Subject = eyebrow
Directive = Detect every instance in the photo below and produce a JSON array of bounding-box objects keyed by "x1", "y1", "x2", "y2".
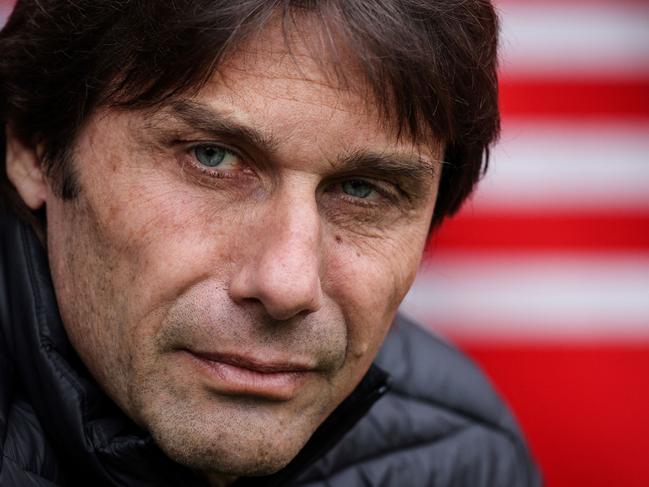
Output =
[
  {"x1": 160, "y1": 99, "x2": 281, "y2": 154},
  {"x1": 331, "y1": 149, "x2": 440, "y2": 182},
  {"x1": 156, "y1": 99, "x2": 441, "y2": 182}
]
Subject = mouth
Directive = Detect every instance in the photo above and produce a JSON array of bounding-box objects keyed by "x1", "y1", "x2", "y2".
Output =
[{"x1": 181, "y1": 350, "x2": 316, "y2": 401}]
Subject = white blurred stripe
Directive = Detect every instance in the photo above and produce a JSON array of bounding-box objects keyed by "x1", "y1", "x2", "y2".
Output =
[
  {"x1": 498, "y1": 3, "x2": 649, "y2": 77},
  {"x1": 471, "y1": 121, "x2": 649, "y2": 211},
  {"x1": 402, "y1": 253, "x2": 649, "y2": 340}
]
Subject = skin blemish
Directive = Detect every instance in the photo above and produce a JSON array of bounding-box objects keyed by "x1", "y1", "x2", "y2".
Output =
[{"x1": 335, "y1": 235, "x2": 342, "y2": 244}]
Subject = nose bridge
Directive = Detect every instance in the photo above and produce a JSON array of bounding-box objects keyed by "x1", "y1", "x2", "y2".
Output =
[
  {"x1": 265, "y1": 190, "x2": 321, "y2": 282},
  {"x1": 230, "y1": 185, "x2": 323, "y2": 320}
]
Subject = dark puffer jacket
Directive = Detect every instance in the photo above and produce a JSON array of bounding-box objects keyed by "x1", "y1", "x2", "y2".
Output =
[{"x1": 0, "y1": 210, "x2": 541, "y2": 486}]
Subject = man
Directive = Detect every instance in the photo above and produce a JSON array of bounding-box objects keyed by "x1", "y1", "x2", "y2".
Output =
[{"x1": 0, "y1": 0, "x2": 540, "y2": 485}]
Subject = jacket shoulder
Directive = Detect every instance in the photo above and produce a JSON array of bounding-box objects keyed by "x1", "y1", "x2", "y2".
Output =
[
  {"x1": 0, "y1": 354, "x2": 64, "y2": 486},
  {"x1": 295, "y1": 315, "x2": 541, "y2": 486},
  {"x1": 0, "y1": 402, "x2": 65, "y2": 487},
  {"x1": 0, "y1": 294, "x2": 14, "y2": 484},
  {"x1": 377, "y1": 315, "x2": 513, "y2": 425},
  {"x1": 0, "y1": 215, "x2": 66, "y2": 487}
]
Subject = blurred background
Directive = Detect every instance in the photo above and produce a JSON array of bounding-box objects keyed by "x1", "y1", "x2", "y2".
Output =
[
  {"x1": 1, "y1": 0, "x2": 648, "y2": 485},
  {"x1": 404, "y1": 1, "x2": 649, "y2": 486}
]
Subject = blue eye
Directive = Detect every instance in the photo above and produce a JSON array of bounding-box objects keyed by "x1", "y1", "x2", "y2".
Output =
[
  {"x1": 194, "y1": 145, "x2": 226, "y2": 167},
  {"x1": 342, "y1": 180, "x2": 374, "y2": 199}
]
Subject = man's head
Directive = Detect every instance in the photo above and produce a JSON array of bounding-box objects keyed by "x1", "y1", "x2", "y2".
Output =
[{"x1": 0, "y1": 0, "x2": 499, "y2": 482}]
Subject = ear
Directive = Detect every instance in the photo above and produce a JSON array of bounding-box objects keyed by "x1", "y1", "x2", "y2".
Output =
[{"x1": 5, "y1": 126, "x2": 48, "y2": 210}]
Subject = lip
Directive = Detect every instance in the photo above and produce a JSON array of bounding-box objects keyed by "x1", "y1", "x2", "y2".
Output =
[{"x1": 182, "y1": 350, "x2": 315, "y2": 401}]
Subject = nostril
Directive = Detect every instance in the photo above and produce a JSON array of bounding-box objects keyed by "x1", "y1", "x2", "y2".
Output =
[
  {"x1": 228, "y1": 257, "x2": 323, "y2": 321},
  {"x1": 257, "y1": 275, "x2": 323, "y2": 321}
]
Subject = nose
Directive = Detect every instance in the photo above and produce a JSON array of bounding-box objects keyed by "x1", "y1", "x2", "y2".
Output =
[{"x1": 229, "y1": 192, "x2": 324, "y2": 321}]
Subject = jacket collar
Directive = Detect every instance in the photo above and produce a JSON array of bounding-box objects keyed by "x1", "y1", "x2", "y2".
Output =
[{"x1": 0, "y1": 210, "x2": 389, "y2": 486}]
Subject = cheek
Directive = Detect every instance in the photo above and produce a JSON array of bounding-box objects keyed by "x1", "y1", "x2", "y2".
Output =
[
  {"x1": 84, "y1": 167, "x2": 244, "y2": 313},
  {"x1": 77, "y1": 120, "x2": 244, "y2": 301},
  {"x1": 323, "y1": 229, "x2": 426, "y2": 362}
]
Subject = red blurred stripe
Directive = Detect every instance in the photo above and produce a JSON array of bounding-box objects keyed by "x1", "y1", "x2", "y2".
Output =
[
  {"x1": 427, "y1": 211, "x2": 649, "y2": 253},
  {"x1": 461, "y1": 342, "x2": 649, "y2": 487},
  {"x1": 500, "y1": 77, "x2": 649, "y2": 119}
]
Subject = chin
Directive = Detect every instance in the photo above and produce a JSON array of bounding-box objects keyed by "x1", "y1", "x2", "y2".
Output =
[
  {"x1": 158, "y1": 432, "x2": 299, "y2": 478},
  {"x1": 144, "y1": 403, "x2": 308, "y2": 478}
]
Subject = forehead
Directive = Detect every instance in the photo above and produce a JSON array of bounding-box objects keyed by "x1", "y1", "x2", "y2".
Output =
[
  {"x1": 186, "y1": 20, "x2": 439, "y2": 160},
  {"x1": 216, "y1": 17, "x2": 364, "y2": 99}
]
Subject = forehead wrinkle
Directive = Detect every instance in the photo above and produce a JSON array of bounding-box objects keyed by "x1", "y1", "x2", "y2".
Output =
[
  {"x1": 225, "y1": 9, "x2": 357, "y2": 86},
  {"x1": 215, "y1": 61, "x2": 371, "y2": 121},
  {"x1": 216, "y1": 21, "x2": 380, "y2": 123},
  {"x1": 220, "y1": 50, "x2": 346, "y2": 91}
]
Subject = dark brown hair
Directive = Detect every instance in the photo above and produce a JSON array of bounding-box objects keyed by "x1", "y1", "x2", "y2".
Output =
[{"x1": 0, "y1": 0, "x2": 499, "y2": 228}]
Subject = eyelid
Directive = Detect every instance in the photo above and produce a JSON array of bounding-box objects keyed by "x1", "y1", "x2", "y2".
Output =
[
  {"x1": 175, "y1": 141, "x2": 255, "y2": 183},
  {"x1": 185, "y1": 140, "x2": 243, "y2": 159},
  {"x1": 351, "y1": 173, "x2": 422, "y2": 206},
  {"x1": 348, "y1": 176, "x2": 402, "y2": 200},
  {"x1": 327, "y1": 176, "x2": 401, "y2": 207},
  {"x1": 186, "y1": 140, "x2": 253, "y2": 169},
  {"x1": 167, "y1": 128, "x2": 268, "y2": 169}
]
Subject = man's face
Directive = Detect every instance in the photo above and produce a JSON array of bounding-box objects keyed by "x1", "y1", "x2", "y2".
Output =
[{"x1": 42, "y1": 24, "x2": 440, "y2": 481}]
